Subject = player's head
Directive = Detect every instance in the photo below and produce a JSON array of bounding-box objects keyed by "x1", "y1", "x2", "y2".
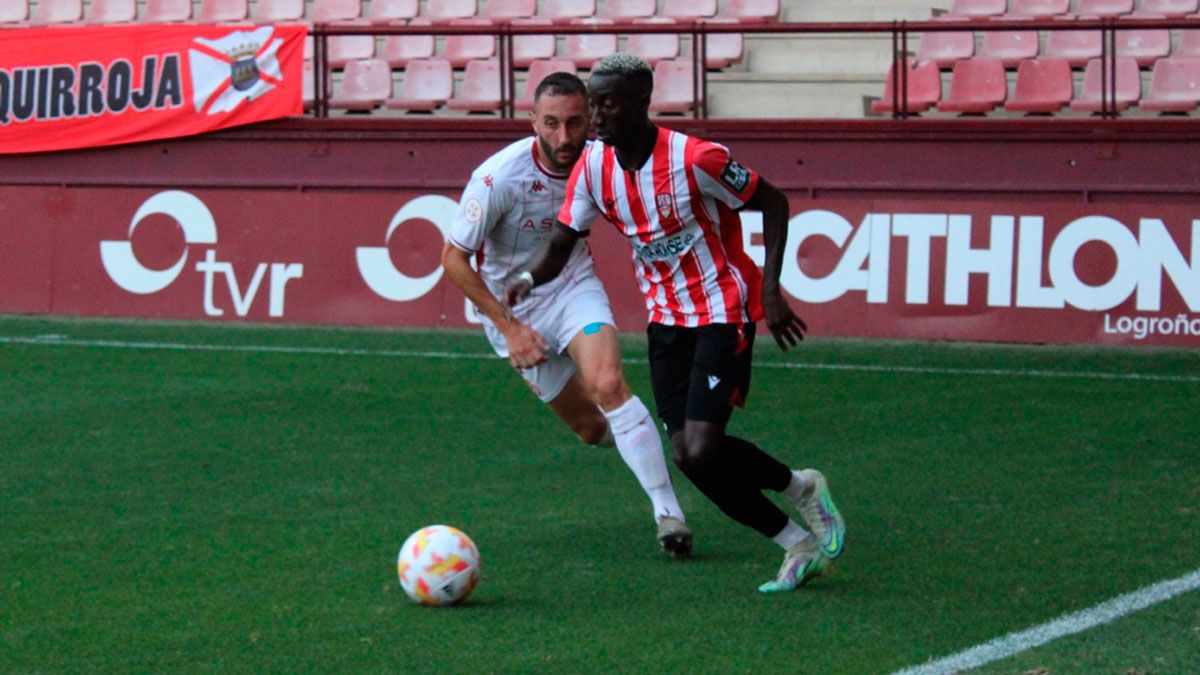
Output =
[
  {"x1": 531, "y1": 72, "x2": 590, "y2": 174},
  {"x1": 587, "y1": 54, "x2": 653, "y2": 147}
]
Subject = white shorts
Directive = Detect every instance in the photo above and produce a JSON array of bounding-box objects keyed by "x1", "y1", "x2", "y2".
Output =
[{"x1": 483, "y1": 272, "x2": 615, "y2": 403}]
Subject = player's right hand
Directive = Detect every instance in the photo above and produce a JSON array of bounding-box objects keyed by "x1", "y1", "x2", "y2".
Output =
[{"x1": 503, "y1": 321, "x2": 549, "y2": 369}]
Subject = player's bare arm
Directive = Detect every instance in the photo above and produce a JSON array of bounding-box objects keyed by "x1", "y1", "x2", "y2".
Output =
[
  {"x1": 745, "y1": 177, "x2": 807, "y2": 351},
  {"x1": 441, "y1": 242, "x2": 549, "y2": 368},
  {"x1": 503, "y1": 223, "x2": 580, "y2": 307}
]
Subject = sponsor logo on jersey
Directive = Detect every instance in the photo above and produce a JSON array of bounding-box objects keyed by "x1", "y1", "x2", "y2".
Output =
[{"x1": 632, "y1": 231, "x2": 697, "y2": 262}]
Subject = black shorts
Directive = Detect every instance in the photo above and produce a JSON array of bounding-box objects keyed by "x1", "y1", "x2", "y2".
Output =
[{"x1": 647, "y1": 322, "x2": 756, "y2": 435}]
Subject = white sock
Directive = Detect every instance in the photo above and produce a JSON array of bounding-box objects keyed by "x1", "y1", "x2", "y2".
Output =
[
  {"x1": 603, "y1": 396, "x2": 685, "y2": 522},
  {"x1": 783, "y1": 469, "x2": 808, "y2": 500},
  {"x1": 771, "y1": 519, "x2": 810, "y2": 550}
]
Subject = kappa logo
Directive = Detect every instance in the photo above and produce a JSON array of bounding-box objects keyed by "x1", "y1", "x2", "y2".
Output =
[
  {"x1": 707, "y1": 375, "x2": 721, "y2": 390},
  {"x1": 188, "y1": 26, "x2": 285, "y2": 115},
  {"x1": 530, "y1": 179, "x2": 546, "y2": 193},
  {"x1": 483, "y1": 175, "x2": 494, "y2": 188},
  {"x1": 720, "y1": 159, "x2": 751, "y2": 193},
  {"x1": 655, "y1": 193, "x2": 675, "y2": 220}
]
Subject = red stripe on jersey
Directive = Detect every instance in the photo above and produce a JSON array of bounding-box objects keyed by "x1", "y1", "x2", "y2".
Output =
[
  {"x1": 716, "y1": 199, "x2": 764, "y2": 322},
  {"x1": 652, "y1": 129, "x2": 684, "y2": 237},
  {"x1": 684, "y1": 136, "x2": 745, "y2": 322},
  {"x1": 600, "y1": 146, "x2": 620, "y2": 227},
  {"x1": 560, "y1": 151, "x2": 587, "y2": 227},
  {"x1": 623, "y1": 152, "x2": 682, "y2": 320}
]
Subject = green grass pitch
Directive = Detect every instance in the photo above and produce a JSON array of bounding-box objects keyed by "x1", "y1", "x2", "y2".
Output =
[{"x1": 2, "y1": 315, "x2": 1198, "y2": 672}]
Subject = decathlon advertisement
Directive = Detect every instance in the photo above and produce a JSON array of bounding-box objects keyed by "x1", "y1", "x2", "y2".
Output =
[
  {"x1": 0, "y1": 24, "x2": 305, "y2": 153},
  {"x1": 0, "y1": 188, "x2": 1197, "y2": 347}
]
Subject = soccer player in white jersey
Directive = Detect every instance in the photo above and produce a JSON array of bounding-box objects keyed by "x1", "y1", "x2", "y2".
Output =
[
  {"x1": 441, "y1": 72, "x2": 693, "y2": 559},
  {"x1": 507, "y1": 56, "x2": 847, "y2": 593}
]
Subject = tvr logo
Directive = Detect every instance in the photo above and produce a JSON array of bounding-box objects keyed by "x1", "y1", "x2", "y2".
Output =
[{"x1": 100, "y1": 190, "x2": 304, "y2": 318}]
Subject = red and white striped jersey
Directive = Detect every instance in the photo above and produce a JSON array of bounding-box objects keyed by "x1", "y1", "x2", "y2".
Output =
[{"x1": 559, "y1": 126, "x2": 764, "y2": 327}]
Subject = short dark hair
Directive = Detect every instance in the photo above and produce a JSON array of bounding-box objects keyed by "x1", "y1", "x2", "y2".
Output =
[{"x1": 534, "y1": 72, "x2": 588, "y2": 103}]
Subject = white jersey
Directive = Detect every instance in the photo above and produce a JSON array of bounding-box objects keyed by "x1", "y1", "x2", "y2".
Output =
[{"x1": 448, "y1": 137, "x2": 595, "y2": 304}]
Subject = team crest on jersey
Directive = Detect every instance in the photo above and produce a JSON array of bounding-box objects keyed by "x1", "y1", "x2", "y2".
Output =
[
  {"x1": 655, "y1": 193, "x2": 675, "y2": 220},
  {"x1": 721, "y1": 159, "x2": 751, "y2": 192}
]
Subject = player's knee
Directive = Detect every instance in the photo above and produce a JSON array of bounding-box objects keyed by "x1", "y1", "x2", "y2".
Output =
[
  {"x1": 587, "y1": 368, "x2": 629, "y2": 410},
  {"x1": 672, "y1": 427, "x2": 721, "y2": 476}
]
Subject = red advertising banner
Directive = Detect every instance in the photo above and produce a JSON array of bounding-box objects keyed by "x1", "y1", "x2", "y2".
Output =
[
  {"x1": 0, "y1": 23, "x2": 305, "y2": 154},
  {"x1": 1, "y1": 186, "x2": 1197, "y2": 348}
]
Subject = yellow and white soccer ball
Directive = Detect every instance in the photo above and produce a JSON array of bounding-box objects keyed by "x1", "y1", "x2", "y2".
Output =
[{"x1": 396, "y1": 525, "x2": 481, "y2": 606}]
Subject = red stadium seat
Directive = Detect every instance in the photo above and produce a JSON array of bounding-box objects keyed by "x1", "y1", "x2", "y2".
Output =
[
  {"x1": 978, "y1": 30, "x2": 1039, "y2": 68},
  {"x1": 382, "y1": 19, "x2": 436, "y2": 68},
  {"x1": 1007, "y1": 0, "x2": 1069, "y2": 18},
  {"x1": 937, "y1": 58, "x2": 1007, "y2": 113},
  {"x1": 425, "y1": 0, "x2": 476, "y2": 21},
  {"x1": 442, "y1": 18, "x2": 497, "y2": 68},
  {"x1": 1072, "y1": 0, "x2": 1133, "y2": 17},
  {"x1": 914, "y1": 18, "x2": 975, "y2": 69},
  {"x1": 31, "y1": 0, "x2": 81, "y2": 23},
  {"x1": 0, "y1": 0, "x2": 29, "y2": 23},
  {"x1": 197, "y1": 0, "x2": 248, "y2": 22},
  {"x1": 649, "y1": 58, "x2": 697, "y2": 114},
  {"x1": 448, "y1": 58, "x2": 503, "y2": 112},
  {"x1": 330, "y1": 58, "x2": 392, "y2": 111},
  {"x1": 1069, "y1": 57, "x2": 1140, "y2": 112},
  {"x1": 387, "y1": 58, "x2": 454, "y2": 111},
  {"x1": 368, "y1": 0, "x2": 418, "y2": 23},
  {"x1": 482, "y1": 0, "x2": 535, "y2": 19},
  {"x1": 722, "y1": 0, "x2": 780, "y2": 23},
  {"x1": 660, "y1": 0, "x2": 716, "y2": 20},
  {"x1": 1140, "y1": 57, "x2": 1200, "y2": 112},
  {"x1": 515, "y1": 58, "x2": 578, "y2": 111},
  {"x1": 141, "y1": 0, "x2": 190, "y2": 21},
  {"x1": 87, "y1": 0, "x2": 136, "y2": 23},
  {"x1": 560, "y1": 18, "x2": 617, "y2": 68},
  {"x1": 627, "y1": 18, "x2": 681, "y2": 67},
  {"x1": 1114, "y1": 13, "x2": 1171, "y2": 67},
  {"x1": 312, "y1": 0, "x2": 361, "y2": 22},
  {"x1": 1043, "y1": 25, "x2": 1102, "y2": 66},
  {"x1": 947, "y1": 0, "x2": 1006, "y2": 18},
  {"x1": 600, "y1": 0, "x2": 654, "y2": 20},
  {"x1": 512, "y1": 18, "x2": 557, "y2": 68},
  {"x1": 538, "y1": 0, "x2": 595, "y2": 23},
  {"x1": 328, "y1": 22, "x2": 377, "y2": 68},
  {"x1": 699, "y1": 17, "x2": 745, "y2": 70},
  {"x1": 1139, "y1": 0, "x2": 1198, "y2": 16},
  {"x1": 1178, "y1": 28, "x2": 1200, "y2": 57},
  {"x1": 253, "y1": 0, "x2": 305, "y2": 23},
  {"x1": 871, "y1": 58, "x2": 942, "y2": 114},
  {"x1": 302, "y1": 60, "x2": 332, "y2": 111},
  {"x1": 1004, "y1": 58, "x2": 1072, "y2": 113}
]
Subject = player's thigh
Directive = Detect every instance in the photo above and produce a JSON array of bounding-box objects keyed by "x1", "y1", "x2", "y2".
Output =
[
  {"x1": 684, "y1": 322, "x2": 756, "y2": 428},
  {"x1": 565, "y1": 323, "x2": 630, "y2": 410},
  {"x1": 647, "y1": 323, "x2": 696, "y2": 436},
  {"x1": 545, "y1": 372, "x2": 608, "y2": 443}
]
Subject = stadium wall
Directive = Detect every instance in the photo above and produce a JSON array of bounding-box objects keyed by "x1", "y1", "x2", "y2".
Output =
[{"x1": 2, "y1": 118, "x2": 1198, "y2": 348}]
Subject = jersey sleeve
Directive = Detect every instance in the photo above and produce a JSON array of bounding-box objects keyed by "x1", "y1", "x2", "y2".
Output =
[
  {"x1": 690, "y1": 141, "x2": 760, "y2": 210},
  {"x1": 447, "y1": 171, "x2": 511, "y2": 252},
  {"x1": 557, "y1": 151, "x2": 600, "y2": 234}
]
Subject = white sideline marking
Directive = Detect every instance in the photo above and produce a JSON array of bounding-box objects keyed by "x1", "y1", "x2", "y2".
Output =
[
  {"x1": 893, "y1": 567, "x2": 1200, "y2": 675},
  {"x1": 1, "y1": 334, "x2": 1198, "y2": 383}
]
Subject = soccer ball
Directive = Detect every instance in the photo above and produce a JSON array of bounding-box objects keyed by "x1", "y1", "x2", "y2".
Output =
[{"x1": 396, "y1": 525, "x2": 481, "y2": 606}]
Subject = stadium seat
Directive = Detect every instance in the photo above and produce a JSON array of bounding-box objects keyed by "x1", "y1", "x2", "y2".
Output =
[
  {"x1": 1004, "y1": 58, "x2": 1072, "y2": 113},
  {"x1": 367, "y1": 0, "x2": 418, "y2": 23},
  {"x1": 482, "y1": 0, "x2": 535, "y2": 19},
  {"x1": 141, "y1": 0, "x2": 190, "y2": 21},
  {"x1": 197, "y1": 0, "x2": 248, "y2": 22},
  {"x1": 330, "y1": 58, "x2": 392, "y2": 111},
  {"x1": 978, "y1": 30, "x2": 1040, "y2": 68},
  {"x1": 302, "y1": 60, "x2": 332, "y2": 111},
  {"x1": 1114, "y1": 13, "x2": 1171, "y2": 67},
  {"x1": 722, "y1": 0, "x2": 780, "y2": 23},
  {"x1": 660, "y1": 0, "x2": 716, "y2": 20},
  {"x1": 253, "y1": 0, "x2": 305, "y2": 23},
  {"x1": 937, "y1": 58, "x2": 1007, "y2": 113},
  {"x1": 31, "y1": 0, "x2": 81, "y2": 23},
  {"x1": 560, "y1": 18, "x2": 617, "y2": 68},
  {"x1": 1072, "y1": 0, "x2": 1133, "y2": 17},
  {"x1": 387, "y1": 58, "x2": 453, "y2": 111},
  {"x1": 649, "y1": 58, "x2": 697, "y2": 114},
  {"x1": 0, "y1": 0, "x2": 29, "y2": 23},
  {"x1": 328, "y1": 25, "x2": 377, "y2": 69},
  {"x1": 1043, "y1": 26, "x2": 1102, "y2": 66},
  {"x1": 442, "y1": 18, "x2": 497, "y2": 68},
  {"x1": 538, "y1": 0, "x2": 595, "y2": 23},
  {"x1": 1178, "y1": 28, "x2": 1200, "y2": 57},
  {"x1": 871, "y1": 58, "x2": 942, "y2": 114},
  {"x1": 626, "y1": 17, "x2": 681, "y2": 67},
  {"x1": 1069, "y1": 57, "x2": 1140, "y2": 111},
  {"x1": 515, "y1": 58, "x2": 578, "y2": 111},
  {"x1": 424, "y1": 0, "x2": 476, "y2": 21},
  {"x1": 946, "y1": 0, "x2": 1006, "y2": 18},
  {"x1": 448, "y1": 58, "x2": 502, "y2": 112},
  {"x1": 1007, "y1": 0, "x2": 1069, "y2": 18},
  {"x1": 1139, "y1": 0, "x2": 1198, "y2": 16},
  {"x1": 914, "y1": 18, "x2": 975, "y2": 69},
  {"x1": 512, "y1": 18, "x2": 557, "y2": 67},
  {"x1": 1140, "y1": 57, "x2": 1200, "y2": 112},
  {"x1": 381, "y1": 18, "x2": 436, "y2": 68},
  {"x1": 600, "y1": 0, "x2": 654, "y2": 20},
  {"x1": 312, "y1": 0, "x2": 361, "y2": 22},
  {"x1": 87, "y1": 0, "x2": 136, "y2": 23},
  {"x1": 699, "y1": 17, "x2": 745, "y2": 70}
]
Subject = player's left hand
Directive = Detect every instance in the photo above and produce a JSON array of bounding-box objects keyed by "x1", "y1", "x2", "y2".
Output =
[{"x1": 763, "y1": 287, "x2": 806, "y2": 351}]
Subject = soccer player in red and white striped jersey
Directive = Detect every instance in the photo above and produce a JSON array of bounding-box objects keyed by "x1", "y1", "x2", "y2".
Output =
[{"x1": 507, "y1": 55, "x2": 847, "y2": 593}]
